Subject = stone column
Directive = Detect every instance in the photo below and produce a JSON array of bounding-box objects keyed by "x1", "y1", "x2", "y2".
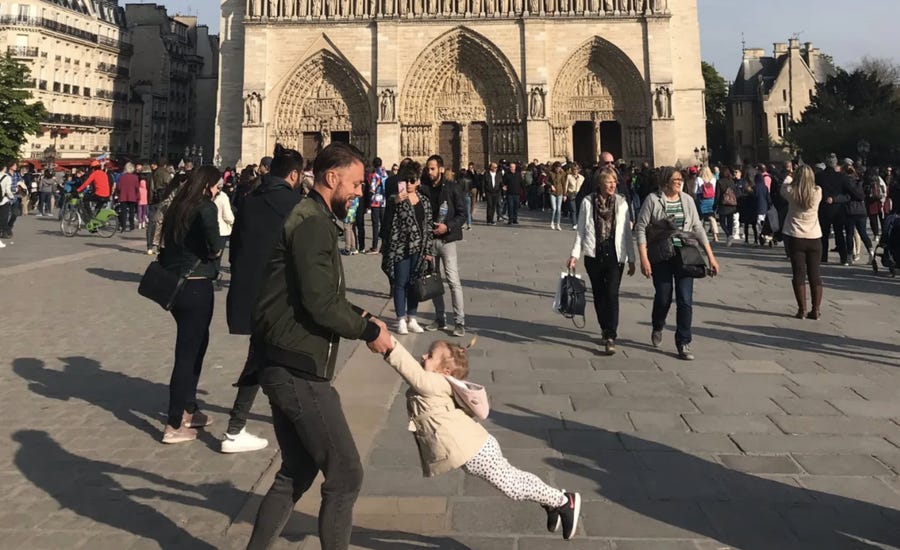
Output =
[
  {"x1": 593, "y1": 118, "x2": 601, "y2": 163},
  {"x1": 459, "y1": 121, "x2": 470, "y2": 169}
]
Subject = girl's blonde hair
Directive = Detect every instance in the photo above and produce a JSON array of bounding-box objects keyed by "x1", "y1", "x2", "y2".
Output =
[
  {"x1": 794, "y1": 165, "x2": 817, "y2": 210},
  {"x1": 699, "y1": 166, "x2": 714, "y2": 183},
  {"x1": 433, "y1": 337, "x2": 478, "y2": 379}
]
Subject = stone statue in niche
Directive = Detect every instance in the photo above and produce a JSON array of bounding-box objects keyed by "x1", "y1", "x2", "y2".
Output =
[
  {"x1": 665, "y1": 87, "x2": 672, "y2": 117},
  {"x1": 244, "y1": 92, "x2": 262, "y2": 125},
  {"x1": 379, "y1": 89, "x2": 395, "y2": 121},
  {"x1": 250, "y1": 0, "x2": 262, "y2": 17},
  {"x1": 655, "y1": 86, "x2": 671, "y2": 119},
  {"x1": 528, "y1": 0, "x2": 540, "y2": 12},
  {"x1": 320, "y1": 122, "x2": 331, "y2": 147},
  {"x1": 529, "y1": 87, "x2": 545, "y2": 119},
  {"x1": 267, "y1": 0, "x2": 278, "y2": 16},
  {"x1": 283, "y1": 0, "x2": 295, "y2": 17}
]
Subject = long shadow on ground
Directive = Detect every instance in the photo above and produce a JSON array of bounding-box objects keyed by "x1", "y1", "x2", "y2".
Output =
[
  {"x1": 13, "y1": 430, "x2": 470, "y2": 549},
  {"x1": 489, "y1": 406, "x2": 900, "y2": 549},
  {"x1": 12, "y1": 356, "x2": 269, "y2": 443}
]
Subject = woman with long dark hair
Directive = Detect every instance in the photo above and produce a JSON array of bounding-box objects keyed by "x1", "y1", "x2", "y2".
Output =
[{"x1": 158, "y1": 165, "x2": 223, "y2": 443}]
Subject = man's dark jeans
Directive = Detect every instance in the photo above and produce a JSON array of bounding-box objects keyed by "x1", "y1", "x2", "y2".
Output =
[
  {"x1": 485, "y1": 193, "x2": 499, "y2": 223},
  {"x1": 370, "y1": 207, "x2": 383, "y2": 250},
  {"x1": 650, "y1": 257, "x2": 694, "y2": 346},
  {"x1": 146, "y1": 204, "x2": 158, "y2": 249},
  {"x1": 584, "y1": 255, "x2": 624, "y2": 340},
  {"x1": 819, "y1": 205, "x2": 847, "y2": 263},
  {"x1": 505, "y1": 194, "x2": 519, "y2": 223},
  {"x1": 227, "y1": 343, "x2": 261, "y2": 435},
  {"x1": 247, "y1": 365, "x2": 363, "y2": 550}
]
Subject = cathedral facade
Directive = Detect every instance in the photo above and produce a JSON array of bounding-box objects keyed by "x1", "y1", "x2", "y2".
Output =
[{"x1": 216, "y1": 0, "x2": 705, "y2": 170}]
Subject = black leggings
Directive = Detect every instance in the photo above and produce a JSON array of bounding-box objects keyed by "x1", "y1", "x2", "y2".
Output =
[
  {"x1": 743, "y1": 222, "x2": 758, "y2": 244},
  {"x1": 168, "y1": 279, "x2": 214, "y2": 428},
  {"x1": 786, "y1": 236, "x2": 822, "y2": 286}
]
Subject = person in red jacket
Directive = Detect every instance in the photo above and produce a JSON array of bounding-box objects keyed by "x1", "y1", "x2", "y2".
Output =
[
  {"x1": 116, "y1": 162, "x2": 140, "y2": 231},
  {"x1": 76, "y1": 161, "x2": 111, "y2": 218}
]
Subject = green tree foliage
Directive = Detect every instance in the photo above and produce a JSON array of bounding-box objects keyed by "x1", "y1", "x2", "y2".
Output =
[
  {"x1": 787, "y1": 68, "x2": 900, "y2": 165},
  {"x1": 0, "y1": 53, "x2": 47, "y2": 165},
  {"x1": 702, "y1": 61, "x2": 728, "y2": 164}
]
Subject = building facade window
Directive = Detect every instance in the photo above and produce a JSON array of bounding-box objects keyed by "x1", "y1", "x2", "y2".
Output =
[{"x1": 777, "y1": 113, "x2": 790, "y2": 138}]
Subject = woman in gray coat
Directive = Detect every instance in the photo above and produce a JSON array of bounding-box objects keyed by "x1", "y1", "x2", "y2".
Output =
[{"x1": 635, "y1": 166, "x2": 721, "y2": 361}]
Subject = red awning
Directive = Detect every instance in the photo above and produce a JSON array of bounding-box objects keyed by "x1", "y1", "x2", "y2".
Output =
[
  {"x1": 55, "y1": 159, "x2": 92, "y2": 169},
  {"x1": 19, "y1": 159, "x2": 44, "y2": 170}
]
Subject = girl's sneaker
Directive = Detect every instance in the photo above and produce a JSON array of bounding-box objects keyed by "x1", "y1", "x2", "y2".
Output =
[
  {"x1": 556, "y1": 491, "x2": 581, "y2": 540},
  {"x1": 397, "y1": 318, "x2": 409, "y2": 335},
  {"x1": 162, "y1": 424, "x2": 197, "y2": 444},
  {"x1": 543, "y1": 505, "x2": 561, "y2": 533}
]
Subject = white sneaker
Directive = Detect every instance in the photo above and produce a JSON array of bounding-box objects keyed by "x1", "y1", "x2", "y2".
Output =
[
  {"x1": 550, "y1": 223, "x2": 556, "y2": 230},
  {"x1": 407, "y1": 317, "x2": 425, "y2": 333},
  {"x1": 556, "y1": 225, "x2": 562, "y2": 231},
  {"x1": 221, "y1": 428, "x2": 269, "y2": 453},
  {"x1": 397, "y1": 318, "x2": 409, "y2": 335},
  {"x1": 572, "y1": 225, "x2": 577, "y2": 230},
  {"x1": 0, "y1": 240, "x2": 5, "y2": 248}
]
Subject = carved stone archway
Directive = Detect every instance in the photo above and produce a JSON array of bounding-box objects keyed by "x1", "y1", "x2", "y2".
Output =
[
  {"x1": 551, "y1": 37, "x2": 651, "y2": 163},
  {"x1": 399, "y1": 27, "x2": 524, "y2": 168},
  {"x1": 275, "y1": 50, "x2": 373, "y2": 158}
]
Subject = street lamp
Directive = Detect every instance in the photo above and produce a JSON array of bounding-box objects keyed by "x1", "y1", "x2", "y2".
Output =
[
  {"x1": 857, "y1": 139, "x2": 870, "y2": 169},
  {"x1": 694, "y1": 146, "x2": 709, "y2": 167}
]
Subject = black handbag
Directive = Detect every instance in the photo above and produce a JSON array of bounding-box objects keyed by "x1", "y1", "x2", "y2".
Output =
[
  {"x1": 675, "y1": 244, "x2": 708, "y2": 279},
  {"x1": 411, "y1": 261, "x2": 444, "y2": 303},
  {"x1": 138, "y1": 258, "x2": 202, "y2": 310},
  {"x1": 559, "y1": 271, "x2": 587, "y2": 328}
]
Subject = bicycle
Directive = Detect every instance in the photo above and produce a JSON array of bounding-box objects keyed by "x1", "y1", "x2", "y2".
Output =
[{"x1": 60, "y1": 194, "x2": 119, "y2": 238}]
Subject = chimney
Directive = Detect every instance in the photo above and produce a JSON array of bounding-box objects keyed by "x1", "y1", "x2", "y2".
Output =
[
  {"x1": 788, "y1": 38, "x2": 800, "y2": 50},
  {"x1": 743, "y1": 48, "x2": 766, "y2": 60},
  {"x1": 804, "y1": 41, "x2": 813, "y2": 52},
  {"x1": 774, "y1": 43, "x2": 788, "y2": 57}
]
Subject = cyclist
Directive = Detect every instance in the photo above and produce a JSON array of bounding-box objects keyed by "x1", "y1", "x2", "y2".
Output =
[{"x1": 76, "y1": 161, "x2": 111, "y2": 219}]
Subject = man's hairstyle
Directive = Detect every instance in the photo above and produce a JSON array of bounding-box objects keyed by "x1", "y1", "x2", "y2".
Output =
[
  {"x1": 269, "y1": 143, "x2": 304, "y2": 179},
  {"x1": 373, "y1": 157, "x2": 382, "y2": 168},
  {"x1": 313, "y1": 142, "x2": 365, "y2": 185},
  {"x1": 825, "y1": 153, "x2": 838, "y2": 168},
  {"x1": 426, "y1": 154, "x2": 444, "y2": 168}
]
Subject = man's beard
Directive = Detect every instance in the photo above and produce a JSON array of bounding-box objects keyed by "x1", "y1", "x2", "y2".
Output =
[{"x1": 331, "y1": 196, "x2": 349, "y2": 220}]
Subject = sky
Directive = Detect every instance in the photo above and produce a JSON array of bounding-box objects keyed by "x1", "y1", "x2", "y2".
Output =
[{"x1": 149, "y1": 0, "x2": 900, "y2": 81}]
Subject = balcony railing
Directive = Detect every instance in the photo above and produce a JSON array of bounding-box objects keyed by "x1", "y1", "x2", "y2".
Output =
[
  {"x1": 0, "y1": 16, "x2": 130, "y2": 52},
  {"x1": 7, "y1": 45, "x2": 39, "y2": 58},
  {"x1": 43, "y1": 113, "x2": 133, "y2": 130}
]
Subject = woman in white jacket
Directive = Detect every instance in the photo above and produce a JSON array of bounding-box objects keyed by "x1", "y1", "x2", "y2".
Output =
[
  {"x1": 567, "y1": 168, "x2": 635, "y2": 355},
  {"x1": 213, "y1": 179, "x2": 234, "y2": 289}
]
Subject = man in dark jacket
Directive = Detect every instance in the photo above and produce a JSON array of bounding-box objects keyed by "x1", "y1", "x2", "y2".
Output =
[
  {"x1": 422, "y1": 154, "x2": 468, "y2": 336},
  {"x1": 816, "y1": 153, "x2": 853, "y2": 264},
  {"x1": 245, "y1": 142, "x2": 392, "y2": 550},
  {"x1": 221, "y1": 145, "x2": 304, "y2": 454},
  {"x1": 502, "y1": 161, "x2": 523, "y2": 224}
]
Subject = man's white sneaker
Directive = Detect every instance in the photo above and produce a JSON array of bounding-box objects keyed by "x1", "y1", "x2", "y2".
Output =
[
  {"x1": 397, "y1": 318, "x2": 409, "y2": 335},
  {"x1": 407, "y1": 318, "x2": 425, "y2": 333},
  {"x1": 0, "y1": 240, "x2": 5, "y2": 248},
  {"x1": 221, "y1": 428, "x2": 269, "y2": 453}
]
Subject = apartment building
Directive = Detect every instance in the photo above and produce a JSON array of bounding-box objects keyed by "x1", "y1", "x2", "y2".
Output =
[
  {"x1": 126, "y1": 4, "x2": 218, "y2": 164},
  {"x1": 0, "y1": 0, "x2": 132, "y2": 166}
]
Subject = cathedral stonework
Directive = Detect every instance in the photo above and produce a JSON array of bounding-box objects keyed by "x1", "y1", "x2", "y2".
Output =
[{"x1": 218, "y1": 0, "x2": 705, "y2": 169}]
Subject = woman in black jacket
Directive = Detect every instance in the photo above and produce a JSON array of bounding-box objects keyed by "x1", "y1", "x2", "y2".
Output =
[
  {"x1": 714, "y1": 167, "x2": 739, "y2": 246},
  {"x1": 158, "y1": 166, "x2": 223, "y2": 444}
]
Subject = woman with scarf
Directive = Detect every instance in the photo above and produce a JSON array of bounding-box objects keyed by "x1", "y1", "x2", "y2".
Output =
[
  {"x1": 380, "y1": 161, "x2": 434, "y2": 335},
  {"x1": 567, "y1": 167, "x2": 635, "y2": 356}
]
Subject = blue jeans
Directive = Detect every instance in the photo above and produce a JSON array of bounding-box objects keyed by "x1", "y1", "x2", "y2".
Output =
[
  {"x1": 392, "y1": 253, "x2": 420, "y2": 319},
  {"x1": 464, "y1": 194, "x2": 473, "y2": 227},
  {"x1": 506, "y1": 195, "x2": 519, "y2": 223},
  {"x1": 651, "y1": 257, "x2": 694, "y2": 346},
  {"x1": 550, "y1": 195, "x2": 563, "y2": 225}
]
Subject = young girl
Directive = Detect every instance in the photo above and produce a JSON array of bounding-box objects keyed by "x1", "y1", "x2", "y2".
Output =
[
  {"x1": 383, "y1": 338, "x2": 581, "y2": 540},
  {"x1": 137, "y1": 178, "x2": 149, "y2": 229}
]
